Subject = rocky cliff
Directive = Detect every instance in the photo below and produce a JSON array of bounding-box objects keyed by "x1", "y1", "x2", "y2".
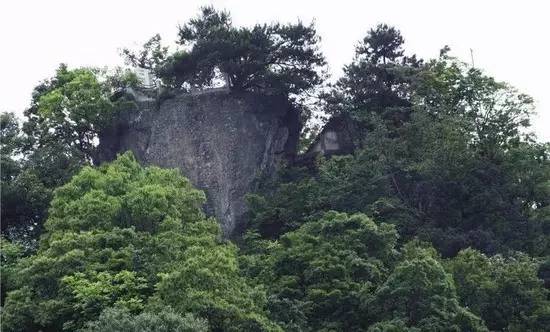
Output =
[{"x1": 98, "y1": 89, "x2": 299, "y2": 237}]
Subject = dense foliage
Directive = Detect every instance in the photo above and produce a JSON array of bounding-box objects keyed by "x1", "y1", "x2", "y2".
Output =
[
  {"x1": 248, "y1": 28, "x2": 549, "y2": 258},
  {"x1": 124, "y1": 6, "x2": 326, "y2": 99},
  {"x1": 2, "y1": 7, "x2": 549, "y2": 332},
  {"x1": 1, "y1": 153, "x2": 276, "y2": 331},
  {"x1": 1, "y1": 112, "x2": 51, "y2": 243},
  {"x1": 241, "y1": 213, "x2": 486, "y2": 331},
  {"x1": 1, "y1": 65, "x2": 136, "y2": 245},
  {"x1": 242, "y1": 22, "x2": 549, "y2": 331},
  {"x1": 83, "y1": 307, "x2": 208, "y2": 332},
  {"x1": 325, "y1": 24, "x2": 422, "y2": 126}
]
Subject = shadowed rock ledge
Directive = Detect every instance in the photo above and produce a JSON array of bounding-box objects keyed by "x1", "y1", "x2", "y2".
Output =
[{"x1": 98, "y1": 89, "x2": 299, "y2": 237}]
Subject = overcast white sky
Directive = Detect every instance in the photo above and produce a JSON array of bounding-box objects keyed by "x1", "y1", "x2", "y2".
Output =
[{"x1": 1, "y1": 0, "x2": 548, "y2": 141}]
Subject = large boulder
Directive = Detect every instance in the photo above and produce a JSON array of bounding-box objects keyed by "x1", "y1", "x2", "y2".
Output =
[{"x1": 98, "y1": 89, "x2": 299, "y2": 236}]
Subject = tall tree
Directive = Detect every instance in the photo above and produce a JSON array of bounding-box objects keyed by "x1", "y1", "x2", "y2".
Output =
[
  {"x1": 327, "y1": 24, "x2": 423, "y2": 127},
  {"x1": 1, "y1": 112, "x2": 51, "y2": 243},
  {"x1": 158, "y1": 6, "x2": 326, "y2": 98},
  {"x1": 367, "y1": 247, "x2": 488, "y2": 331},
  {"x1": 1, "y1": 66, "x2": 136, "y2": 243},
  {"x1": 23, "y1": 64, "x2": 117, "y2": 163},
  {"x1": 243, "y1": 211, "x2": 400, "y2": 330},
  {"x1": 447, "y1": 249, "x2": 550, "y2": 330}
]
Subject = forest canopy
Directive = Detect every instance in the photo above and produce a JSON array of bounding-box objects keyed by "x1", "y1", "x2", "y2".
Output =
[{"x1": 1, "y1": 6, "x2": 549, "y2": 332}]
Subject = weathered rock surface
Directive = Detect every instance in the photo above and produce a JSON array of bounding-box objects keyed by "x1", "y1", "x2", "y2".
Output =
[{"x1": 98, "y1": 89, "x2": 299, "y2": 236}]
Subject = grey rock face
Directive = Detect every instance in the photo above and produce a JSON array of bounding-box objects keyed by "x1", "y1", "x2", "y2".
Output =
[{"x1": 98, "y1": 90, "x2": 299, "y2": 236}]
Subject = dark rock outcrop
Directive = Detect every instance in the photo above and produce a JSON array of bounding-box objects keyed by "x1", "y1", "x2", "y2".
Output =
[{"x1": 98, "y1": 89, "x2": 299, "y2": 237}]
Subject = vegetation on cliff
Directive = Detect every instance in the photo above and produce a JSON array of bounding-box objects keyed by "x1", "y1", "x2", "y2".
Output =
[
  {"x1": 1, "y1": 7, "x2": 549, "y2": 332},
  {"x1": 123, "y1": 7, "x2": 326, "y2": 98}
]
